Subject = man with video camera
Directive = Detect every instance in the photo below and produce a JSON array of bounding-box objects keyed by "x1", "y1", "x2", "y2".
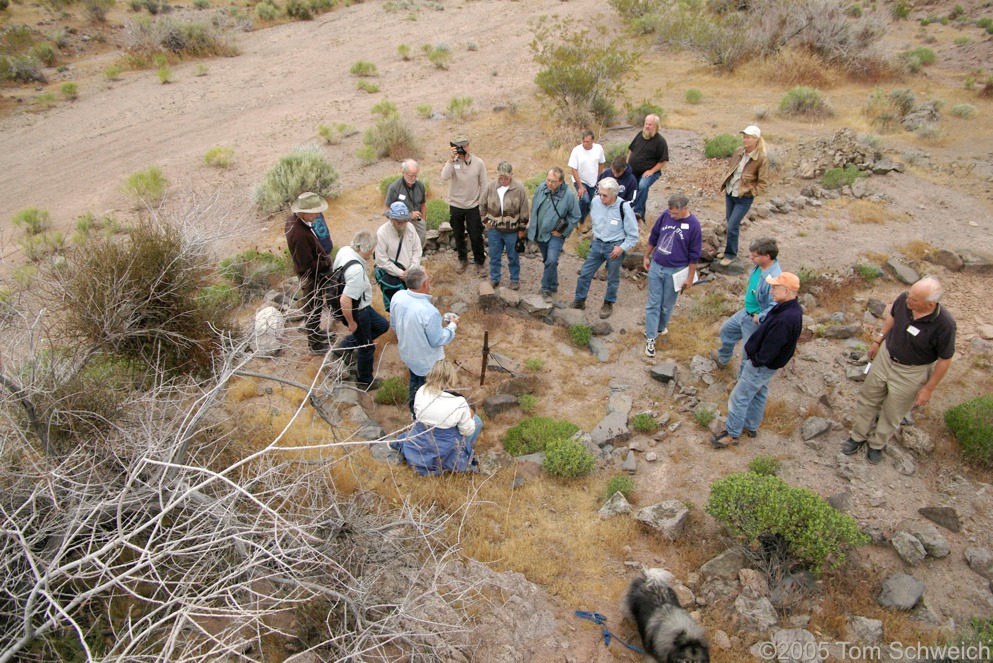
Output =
[{"x1": 441, "y1": 135, "x2": 488, "y2": 276}]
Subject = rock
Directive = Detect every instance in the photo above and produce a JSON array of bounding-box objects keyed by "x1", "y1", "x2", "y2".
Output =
[
  {"x1": 496, "y1": 375, "x2": 539, "y2": 396},
  {"x1": 450, "y1": 301, "x2": 470, "y2": 316},
  {"x1": 886, "y1": 259, "x2": 919, "y2": 285},
  {"x1": 739, "y1": 569, "x2": 769, "y2": 596},
  {"x1": 959, "y1": 249, "x2": 993, "y2": 274},
  {"x1": 571, "y1": 430, "x2": 601, "y2": 460},
  {"x1": 369, "y1": 442, "x2": 403, "y2": 465},
  {"x1": 770, "y1": 629, "x2": 825, "y2": 662},
  {"x1": 551, "y1": 307, "x2": 586, "y2": 328},
  {"x1": 977, "y1": 324, "x2": 993, "y2": 341},
  {"x1": 734, "y1": 589, "x2": 779, "y2": 632},
  {"x1": 871, "y1": 157, "x2": 902, "y2": 174},
  {"x1": 926, "y1": 249, "x2": 963, "y2": 272},
  {"x1": 482, "y1": 394, "x2": 518, "y2": 419},
  {"x1": 478, "y1": 281, "x2": 499, "y2": 308},
  {"x1": 487, "y1": 351, "x2": 520, "y2": 374},
  {"x1": 846, "y1": 365, "x2": 869, "y2": 381},
  {"x1": 867, "y1": 298, "x2": 887, "y2": 317},
  {"x1": 699, "y1": 547, "x2": 749, "y2": 580},
  {"x1": 608, "y1": 392, "x2": 633, "y2": 415},
  {"x1": 589, "y1": 337, "x2": 610, "y2": 362},
  {"x1": 519, "y1": 294, "x2": 553, "y2": 317},
  {"x1": 822, "y1": 324, "x2": 860, "y2": 339},
  {"x1": 965, "y1": 547, "x2": 993, "y2": 581},
  {"x1": 251, "y1": 305, "x2": 285, "y2": 355},
  {"x1": 621, "y1": 450, "x2": 637, "y2": 473},
  {"x1": 622, "y1": 251, "x2": 644, "y2": 271},
  {"x1": 904, "y1": 523, "x2": 950, "y2": 559},
  {"x1": 498, "y1": 288, "x2": 521, "y2": 307},
  {"x1": 918, "y1": 506, "x2": 960, "y2": 532},
  {"x1": 348, "y1": 404, "x2": 384, "y2": 441},
  {"x1": 690, "y1": 354, "x2": 718, "y2": 379},
  {"x1": 886, "y1": 444, "x2": 916, "y2": 476},
  {"x1": 891, "y1": 531, "x2": 927, "y2": 566},
  {"x1": 591, "y1": 411, "x2": 630, "y2": 448},
  {"x1": 902, "y1": 101, "x2": 941, "y2": 131},
  {"x1": 651, "y1": 363, "x2": 678, "y2": 383},
  {"x1": 635, "y1": 500, "x2": 690, "y2": 540},
  {"x1": 850, "y1": 178, "x2": 868, "y2": 199},
  {"x1": 845, "y1": 616, "x2": 883, "y2": 644},
  {"x1": 800, "y1": 416, "x2": 832, "y2": 441},
  {"x1": 556, "y1": 342, "x2": 575, "y2": 356},
  {"x1": 645, "y1": 451, "x2": 658, "y2": 462},
  {"x1": 712, "y1": 630, "x2": 732, "y2": 650},
  {"x1": 877, "y1": 573, "x2": 925, "y2": 610},
  {"x1": 590, "y1": 320, "x2": 613, "y2": 336},
  {"x1": 599, "y1": 492, "x2": 632, "y2": 519},
  {"x1": 900, "y1": 426, "x2": 934, "y2": 456}
]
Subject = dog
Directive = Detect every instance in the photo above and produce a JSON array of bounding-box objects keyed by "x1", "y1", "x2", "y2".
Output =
[{"x1": 621, "y1": 568, "x2": 710, "y2": 663}]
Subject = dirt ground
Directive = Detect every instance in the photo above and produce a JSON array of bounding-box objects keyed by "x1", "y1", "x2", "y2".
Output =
[{"x1": 3, "y1": 0, "x2": 993, "y2": 660}]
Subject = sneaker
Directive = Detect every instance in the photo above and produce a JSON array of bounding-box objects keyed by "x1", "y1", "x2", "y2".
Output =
[
  {"x1": 570, "y1": 299, "x2": 586, "y2": 310},
  {"x1": 841, "y1": 438, "x2": 865, "y2": 455},
  {"x1": 599, "y1": 302, "x2": 613, "y2": 319},
  {"x1": 867, "y1": 447, "x2": 884, "y2": 465},
  {"x1": 719, "y1": 257, "x2": 734, "y2": 267},
  {"x1": 659, "y1": 327, "x2": 668, "y2": 336},
  {"x1": 455, "y1": 260, "x2": 468, "y2": 274},
  {"x1": 710, "y1": 349, "x2": 728, "y2": 368},
  {"x1": 510, "y1": 281, "x2": 519, "y2": 291},
  {"x1": 715, "y1": 250, "x2": 725, "y2": 259},
  {"x1": 744, "y1": 429, "x2": 758, "y2": 438},
  {"x1": 645, "y1": 337, "x2": 656, "y2": 358},
  {"x1": 541, "y1": 291, "x2": 553, "y2": 302}
]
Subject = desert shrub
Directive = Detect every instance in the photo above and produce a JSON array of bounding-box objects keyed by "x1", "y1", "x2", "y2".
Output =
[
  {"x1": 504, "y1": 416, "x2": 579, "y2": 456},
  {"x1": 357, "y1": 80, "x2": 379, "y2": 93},
  {"x1": 543, "y1": 437, "x2": 596, "y2": 477},
  {"x1": 569, "y1": 324, "x2": 592, "y2": 348},
  {"x1": 0, "y1": 54, "x2": 47, "y2": 83},
  {"x1": 397, "y1": 43, "x2": 411, "y2": 60},
  {"x1": 530, "y1": 15, "x2": 639, "y2": 126},
  {"x1": 692, "y1": 407, "x2": 715, "y2": 427},
  {"x1": 603, "y1": 475, "x2": 634, "y2": 500},
  {"x1": 951, "y1": 104, "x2": 976, "y2": 119},
  {"x1": 373, "y1": 376, "x2": 407, "y2": 405},
  {"x1": 626, "y1": 99, "x2": 664, "y2": 126},
  {"x1": 122, "y1": 166, "x2": 168, "y2": 204},
  {"x1": 685, "y1": 88, "x2": 702, "y2": 104},
  {"x1": 371, "y1": 99, "x2": 397, "y2": 117},
  {"x1": 255, "y1": 1, "x2": 279, "y2": 20},
  {"x1": 425, "y1": 43, "x2": 451, "y2": 69},
  {"x1": 447, "y1": 96, "x2": 473, "y2": 121},
  {"x1": 318, "y1": 122, "x2": 356, "y2": 144},
  {"x1": 900, "y1": 47, "x2": 936, "y2": 67},
  {"x1": 603, "y1": 142, "x2": 627, "y2": 164},
  {"x1": 706, "y1": 472, "x2": 870, "y2": 574},
  {"x1": 704, "y1": 133, "x2": 741, "y2": 159},
  {"x1": 522, "y1": 173, "x2": 545, "y2": 195},
  {"x1": 820, "y1": 165, "x2": 866, "y2": 190},
  {"x1": 415, "y1": 103, "x2": 432, "y2": 118},
  {"x1": 218, "y1": 249, "x2": 289, "y2": 298},
  {"x1": 204, "y1": 146, "x2": 234, "y2": 168},
  {"x1": 350, "y1": 60, "x2": 377, "y2": 77},
  {"x1": 125, "y1": 15, "x2": 238, "y2": 58},
  {"x1": 60, "y1": 82, "x2": 78, "y2": 100},
  {"x1": 34, "y1": 91, "x2": 57, "y2": 109},
  {"x1": 424, "y1": 199, "x2": 448, "y2": 230},
  {"x1": 308, "y1": 0, "x2": 332, "y2": 14},
  {"x1": 0, "y1": 0, "x2": 9, "y2": 10},
  {"x1": 73, "y1": 211, "x2": 121, "y2": 244},
  {"x1": 779, "y1": 86, "x2": 830, "y2": 118},
  {"x1": 525, "y1": 357, "x2": 544, "y2": 372},
  {"x1": 863, "y1": 87, "x2": 915, "y2": 132},
  {"x1": 255, "y1": 145, "x2": 340, "y2": 214},
  {"x1": 518, "y1": 394, "x2": 538, "y2": 415},
  {"x1": 193, "y1": 63, "x2": 208, "y2": 77},
  {"x1": 690, "y1": 292, "x2": 732, "y2": 320},
  {"x1": 20, "y1": 230, "x2": 65, "y2": 261},
  {"x1": 104, "y1": 64, "x2": 123, "y2": 80},
  {"x1": 854, "y1": 263, "x2": 883, "y2": 281},
  {"x1": 157, "y1": 62, "x2": 172, "y2": 83},
  {"x1": 197, "y1": 282, "x2": 238, "y2": 309},
  {"x1": 630, "y1": 412, "x2": 658, "y2": 434},
  {"x1": 576, "y1": 238, "x2": 591, "y2": 260},
  {"x1": 12, "y1": 208, "x2": 52, "y2": 236},
  {"x1": 193, "y1": 0, "x2": 209, "y2": 8},
  {"x1": 891, "y1": 1, "x2": 910, "y2": 19},
  {"x1": 945, "y1": 395, "x2": 993, "y2": 468},
  {"x1": 30, "y1": 43, "x2": 57, "y2": 66},
  {"x1": 285, "y1": 0, "x2": 312, "y2": 19},
  {"x1": 362, "y1": 115, "x2": 416, "y2": 162},
  {"x1": 83, "y1": 0, "x2": 115, "y2": 21},
  {"x1": 747, "y1": 455, "x2": 780, "y2": 476}
]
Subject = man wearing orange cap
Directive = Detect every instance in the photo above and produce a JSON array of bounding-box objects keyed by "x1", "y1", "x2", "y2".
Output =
[{"x1": 712, "y1": 272, "x2": 802, "y2": 448}]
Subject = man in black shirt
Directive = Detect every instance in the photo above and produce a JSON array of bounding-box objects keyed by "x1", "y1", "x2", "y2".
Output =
[
  {"x1": 626, "y1": 114, "x2": 669, "y2": 221},
  {"x1": 842, "y1": 277, "x2": 956, "y2": 465}
]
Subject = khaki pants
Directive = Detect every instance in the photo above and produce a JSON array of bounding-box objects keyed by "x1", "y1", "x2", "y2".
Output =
[{"x1": 850, "y1": 342, "x2": 931, "y2": 450}]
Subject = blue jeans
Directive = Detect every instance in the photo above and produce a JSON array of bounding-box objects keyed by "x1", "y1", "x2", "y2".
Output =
[
  {"x1": 723, "y1": 193, "x2": 754, "y2": 260},
  {"x1": 340, "y1": 305, "x2": 389, "y2": 383},
  {"x1": 537, "y1": 235, "x2": 565, "y2": 293},
  {"x1": 407, "y1": 369, "x2": 427, "y2": 418},
  {"x1": 717, "y1": 308, "x2": 760, "y2": 365},
  {"x1": 574, "y1": 238, "x2": 624, "y2": 304},
  {"x1": 633, "y1": 170, "x2": 662, "y2": 218},
  {"x1": 645, "y1": 261, "x2": 681, "y2": 339},
  {"x1": 574, "y1": 181, "x2": 594, "y2": 222},
  {"x1": 726, "y1": 357, "x2": 777, "y2": 437},
  {"x1": 487, "y1": 229, "x2": 520, "y2": 284}
]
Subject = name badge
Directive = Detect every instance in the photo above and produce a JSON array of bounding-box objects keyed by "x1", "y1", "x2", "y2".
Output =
[
  {"x1": 398, "y1": 194, "x2": 406, "y2": 201},
  {"x1": 907, "y1": 325, "x2": 920, "y2": 336},
  {"x1": 680, "y1": 223, "x2": 689, "y2": 230},
  {"x1": 610, "y1": 217, "x2": 620, "y2": 225},
  {"x1": 454, "y1": 164, "x2": 461, "y2": 170}
]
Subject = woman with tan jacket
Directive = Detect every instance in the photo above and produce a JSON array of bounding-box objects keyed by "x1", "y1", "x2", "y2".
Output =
[{"x1": 718, "y1": 125, "x2": 769, "y2": 267}]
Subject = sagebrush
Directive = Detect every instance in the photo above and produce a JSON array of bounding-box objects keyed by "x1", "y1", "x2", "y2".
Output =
[{"x1": 255, "y1": 145, "x2": 340, "y2": 214}]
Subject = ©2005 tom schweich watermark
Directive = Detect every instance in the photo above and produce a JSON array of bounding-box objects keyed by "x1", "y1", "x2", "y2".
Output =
[{"x1": 755, "y1": 638, "x2": 991, "y2": 661}]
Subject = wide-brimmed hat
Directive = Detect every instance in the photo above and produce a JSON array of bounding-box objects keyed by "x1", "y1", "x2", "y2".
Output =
[
  {"x1": 291, "y1": 192, "x2": 328, "y2": 214},
  {"x1": 386, "y1": 201, "x2": 412, "y2": 220},
  {"x1": 766, "y1": 272, "x2": 800, "y2": 292},
  {"x1": 740, "y1": 125, "x2": 762, "y2": 138}
]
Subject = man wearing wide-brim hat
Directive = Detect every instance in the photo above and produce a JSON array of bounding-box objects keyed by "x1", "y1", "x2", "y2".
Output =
[
  {"x1": 441, "y1": 134, "x2": 488, "y2": 276},
  {"x1": 286, "y1": 191, "x2": 334, "y2": 354}
]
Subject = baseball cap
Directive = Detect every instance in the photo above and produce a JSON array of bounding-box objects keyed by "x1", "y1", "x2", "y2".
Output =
[
  {"x1": 766, "y1": 272, "x2": 800, "y2": 292},
  {"x1": 740, "y1": 125, "x2": 762, "y2": 138}
]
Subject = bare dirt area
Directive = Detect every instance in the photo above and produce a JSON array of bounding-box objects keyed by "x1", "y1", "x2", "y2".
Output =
[{"x1": 3, "y1": 0, "x2": 993, "y2": 660}]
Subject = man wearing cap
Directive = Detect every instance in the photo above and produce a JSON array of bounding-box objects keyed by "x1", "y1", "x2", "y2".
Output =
[
  {"x1": 481, "y1": 161, "x2": 529, "y2": 290},
  {"x1": 389, "y1": 266, "x2": 458, "y2": 416},
  {"x1": 441, "y1": 135, "x2": 487, "y2": 275},
  {"x1": 627, "y1": 114, "x2": 669, "y2": 222},
  {"x1": 842, "y1": 277, "x2": 956, "y2": 465},
  {"x1": 597, "y1": 155, "x2": 638, "y2": 206},
  {"x1": 528, "y1": 167, "x2": 581, "y2": 302},
  {"x1": 711, "y1": 237, "x2": 782, "y2": 368},
  {"x1": 384, "y1": 159, "x2": 427, "y2": 247},
  {"x1": 285, "y1": 191, "x2": 335, "y2": 354},
  {"x1": 718, "y1": 125, "x2": 769, "y2": 267},
  {"x1": 334, "y1": 230, "x2": 389, "y2": 391},
  {"x1": 711, "y1": 272, "x2": 802, "y2": 448},
  {"x1": 568, "y1": 130, "x2": 606, "y2": 225},
  {"x1": 642, "y1": 192, "x2": 702, "y2": 358},
  {"x1": 570, "y1": 177, "x2": 639, "y2": 319},
  {"x1": 374, "y1": 202, "x2": 423, "y2": 312}
]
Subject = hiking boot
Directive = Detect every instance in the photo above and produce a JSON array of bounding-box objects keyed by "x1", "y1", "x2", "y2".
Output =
[
  {"x1": 475, "y1": 264, "x2": 486, "y2": 277},
  {"x1": 867, "y1": 447, "x2": 884, "y2": 465},
  {"x1": 719, "y1": 257, "x2": 734, "y2": 267},
  {"x1": 599, "y1": 302, "x2": 613, "y2": 319},
  {"x1": 541, "y1": 291, "x2": 553, "y2": 302},
  {"x1": 710, "y1": 430, "x2": 738, "y2": 449},
  {"x1": 710, "y1": 349, "x2": 728, "y2": 368},
  {"x1": 841, "y1": 438, "x2": 865, "y2": 455},
  {"x1": 510, "y1": 281, "x2": 519, "y2": 291},
  {"x1": 645, "y1": 337, "x2": 656, "y2": 358},
  {"x1": 455, "y1": 260, "x2": 468, "y2": 274},
  {"x1": 744, "y1": 429, "x2": 758, "y2": 439},
  {"x1": 308, "y1": 339, "x2": 330, "y2": 355},
  {"x1": 355, "y1": 378, "x2": 383, "y2": 391},
  {"x1": 570, "y1": 299, "x2": 586, "y2": 310},
  {"x1": 490, "y1": 280, "x2": 500, "y2": 289}
]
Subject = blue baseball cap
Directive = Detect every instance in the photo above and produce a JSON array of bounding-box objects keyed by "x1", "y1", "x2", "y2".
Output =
[{"x1": 387, "y1": 201, "x2": 412, "y2": 220}]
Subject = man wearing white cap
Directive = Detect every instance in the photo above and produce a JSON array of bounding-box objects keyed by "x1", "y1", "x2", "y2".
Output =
[
  {"x1": 717, "y1": 125, "x2": 770, "y2": 268},
  {"x1": 285, "y1": 191, "x2": 334, "y2": 354}
]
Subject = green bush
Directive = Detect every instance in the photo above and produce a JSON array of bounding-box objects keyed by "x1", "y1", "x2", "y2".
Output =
[
  {"x1": 518, "y1": 393, "x2": 538, "y2": 414},
  {"x1": 197, "y1": 283, "x2": 238, "y2": 309},
  {"x1": 357, "y1": 80, "x2": 379, "y2": 93},
  {"x1": 525, "y1": 357, "x2": 544, "y2": 372},
  {"x1": 60, "y1": 81, "x2": 78, "y2": 100},
  {"x1": 604, "y1": 142, "x2": 628, "y2": 164},
  {"x1": 416, "y1": 103, "x2": 432, "y2": 118},
  {"x1": 854, "y1": 263, "x2": 883, "y2": 281},
  {"x1": 543, "y1": 437, "x2": 596, "y2": 477},
  {"x1": 779, "y1": 86, "x2": 830, "y2": 118},
  {"x1": 35, "y1": 91, "x2": 57, "y2": 109},
  {"x1": 447, "y1": 96, "x2": 473, "y2": 121},
  {"x1": 12, "y1": 208, "x2": 52, "y2": 236},
  {"x1": 350, "y1": 60, "x2": 378, "y2": 77},
  {"x1": 901, "y1": 47, "x2": 936, "y2": 66},
  {"x1": 685, "y1": 88, "x2": 702, "y2": 104},
  {"x1": 504, "y1": 416, "x2": 579, "y2": 456},
  {"x1": 425, "y1": 43, "x2": 451, "y2": 69},
  {"x1": 693, "y1": 407, "x2": 715, "y2": 427},
  {"x1": 318, "y1": 122, "x2": 356, "y2": 145},
  {"x1": 218, "y1": 249, "x2": 289, "y2": 298},
  {"x1": 192, "y1": 0, "x2": 208, "y2": 8},
  {"x1": 157, "y1": 63, "x2": 172, "y2": 84},
  {"x1": 285, "y1": 0, "x2": 312, "y2": 19},
  {"x1": 891, "y1": 1, "x2": 910, "y2": 19},
  {"x1": 254, "y1": 1, "x2": 279, "y2": 20},
  {"x1": 31, "y1": 43, "x2": 57, "y2": 66},
  {"x1": 1, "y1": 54, "x2": 47, "y2": 84},
  {"x1": 371, "y1": 99, "x2": 397, "y2": 117},
  {"x1": 104, "y1": 64, "x2": 123, "y2": 80},
  {"x1": 125, "y1": 15, "x2": 238, "y2": 58},
  {"x1": 747, "y1": 455, "x2": 780, "y2": 476},
  {"x1": 204, "y1": 146, "x2": 234, "y2": 168},
  {"x1": 569, "y1": 324, "x2": 592, "y2": 348},
  {"x1": 83, "y1": 0, "x2": 115, "y2": 21},
  {"x1": 424, "y1": 199, "x2": 448, "y2": 230},
  {"x1": 951, "y1": 103, "x2": 976, "y2": 119},
  {"x1": 374, "y1": 376, "x2": 407, "y2": 405},
  {"x1": 603, "y1": 475, "x2": 635, "y2": 500},
  {"x1": 626, "y1": 99, "x2": 664, "y2": 126},
  {"x1": 820, "y1": 165, "x2": 866, "y2": 190},
  {"x1": 523, "y1": 172, "x2": 545, "y2": 195},
  {"x1": 19, "y1": 230, "x2": 65, "y2": 261},
  {"x1": 704, "y1": 133, "x2": 742, "y2": 159},
  {"x1": 630, "y1": 412, "x2": 658, "y2": 434},
  {"x1": 362, "y1": 114, "x2": 417, "y2": 161},
  {"x1": 576, "y1": 238, "x2": 591, "y2": 260},
  {"x1": 863, "y1": 87, "x2": 916, "y2": 132},
  {"x1": 397, "y1": 43, "x2": 411, "y2": 60},
  {"x1": 122, "y1": 166, "x2": 168, "y2": 204},
  {"x1": 945, "y1": 395, "x2": 993, "y2": 467},
  {"x1": 706, "y1": 472, "x2": 870, "y2": 574},
  {"x1": 255, "y1": 145, "x2": 340, "y2": 214}
]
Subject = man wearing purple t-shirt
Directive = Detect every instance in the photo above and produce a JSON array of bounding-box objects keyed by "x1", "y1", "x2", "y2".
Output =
[{"x1": 642, "y1": 192, "x2": 701, "y2": 358}]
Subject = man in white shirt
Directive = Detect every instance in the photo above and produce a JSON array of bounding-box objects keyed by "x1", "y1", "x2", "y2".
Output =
[{"x1": 568, "y1": 130, "x2": 606, "y2": 226}]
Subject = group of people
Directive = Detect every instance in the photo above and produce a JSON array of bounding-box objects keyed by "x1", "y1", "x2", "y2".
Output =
[{"x1": 284, "y1": 120, "x2": 957, "y2": 473}]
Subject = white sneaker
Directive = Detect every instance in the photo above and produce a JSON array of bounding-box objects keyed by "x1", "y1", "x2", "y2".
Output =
[
  {"x1": 645, "y1": 337, "x2": 656, "y2": 358},
  {"x1": 660, "y1": 327, "x2": 668, "y2": 336}
]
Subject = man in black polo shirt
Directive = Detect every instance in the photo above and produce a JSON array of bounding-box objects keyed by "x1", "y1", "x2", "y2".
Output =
[
  {"x1": 842, "y1": 277, "x2": 956, "y2": 465},
  {"x1": 626, "y1": 113, "x2": 669, "y2": 221}
]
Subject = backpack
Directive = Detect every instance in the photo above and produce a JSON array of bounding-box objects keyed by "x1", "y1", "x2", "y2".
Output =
[{"x1": 326, "y1": 259, "x2": 361, "y2": 325}]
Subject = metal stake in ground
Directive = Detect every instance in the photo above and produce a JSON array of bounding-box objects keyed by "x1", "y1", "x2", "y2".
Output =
[{"x1": 480, "y1": 330, "x2": 489, "y2": 387}]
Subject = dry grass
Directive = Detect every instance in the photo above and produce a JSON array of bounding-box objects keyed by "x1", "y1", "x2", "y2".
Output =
[
  {"x1": 861, "y1": 250, "x2": 889, "y2": 264},
  {"x1": 847, "y1": 199, "x2": 895, "y2": 225},
  {"x1": 762, "y1": 398, "x2": 801, "y2": 436},
  {"x1": 755, "y1": 47, "x2": 842, "y2": 89},
  {"x1": 896, "y1": 239, "x2": 936, "y2": 262}
]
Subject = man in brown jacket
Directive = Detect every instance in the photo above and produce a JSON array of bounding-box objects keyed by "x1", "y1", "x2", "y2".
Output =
[
  {"x1": 481, "y1": 161, "x2": 529, "y2": 290},
  {"x1": 718, "y1": 125, "x2": 770, "y2": 267},
  {"x1": 285, "y1": 192, "x2": 334, "y2": 354}
]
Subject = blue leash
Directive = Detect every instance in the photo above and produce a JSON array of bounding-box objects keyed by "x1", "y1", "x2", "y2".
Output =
[{"x1": 574, "y1": 611, "x2": 645, "y2": 655}]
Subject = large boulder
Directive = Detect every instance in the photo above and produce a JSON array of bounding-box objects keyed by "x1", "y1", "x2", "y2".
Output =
[
  {"x1": 635, "y1": 500, "x2": 689, "y2": 540},
  {"x1": 877, "y1": 573, "x2": 925, "y2": 610}
]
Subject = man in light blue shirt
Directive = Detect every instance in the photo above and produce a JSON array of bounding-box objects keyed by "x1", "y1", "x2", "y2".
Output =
[
  {"x1": 570, "y1": 178, "x2": 640, "y2": 319},
  {"x1": 389, "y1": 266, "x2": 458, "y2": 416}
]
